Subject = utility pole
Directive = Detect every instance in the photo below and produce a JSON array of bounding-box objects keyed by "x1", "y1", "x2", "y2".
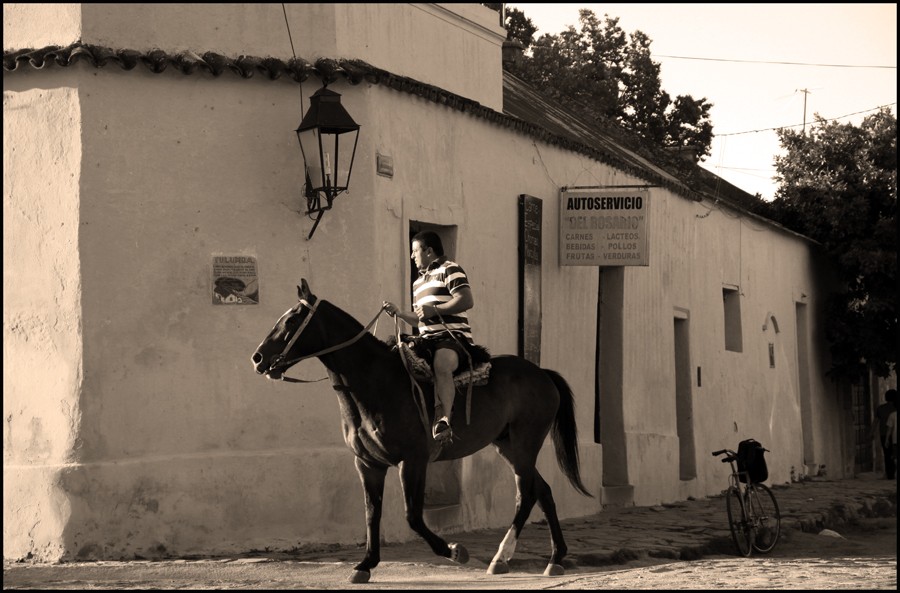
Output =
[{"x1": 797, "y1": 88, "x2": 811, "y2": 134}]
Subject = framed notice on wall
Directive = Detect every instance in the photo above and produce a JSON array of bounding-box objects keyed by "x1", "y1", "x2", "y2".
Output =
[
  {"x1": 518, "y1": 195, "x2": 542, "y2": 365},
  {"x1": 559, "y1": 188, "x2": 650, "y2": 266},
  {"x1": 212, "y1": 255, "x2": 259, "y2": 305}
]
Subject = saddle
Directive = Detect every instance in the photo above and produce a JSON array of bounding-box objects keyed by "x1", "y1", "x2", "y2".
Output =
[{"x1": 392, "y1": 335, "x2": 491, "y2": 387}]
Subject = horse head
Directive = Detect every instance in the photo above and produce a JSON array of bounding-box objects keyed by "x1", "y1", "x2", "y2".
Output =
[{"x1": 250, "y1": 278, "x2": 321, "y2": 380}]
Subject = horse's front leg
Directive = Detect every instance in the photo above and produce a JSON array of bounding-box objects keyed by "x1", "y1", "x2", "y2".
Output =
[
  {"x1": 398, "y1": 459, "x2": 469, "y2": 564},
  {"x1": 351, "y1": 456, "x2": 387, "y2": 584}
]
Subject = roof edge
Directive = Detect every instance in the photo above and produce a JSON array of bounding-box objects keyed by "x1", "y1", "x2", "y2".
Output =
[{"x1": 5, "y1": 43, "x2": 804, "y2": 240}]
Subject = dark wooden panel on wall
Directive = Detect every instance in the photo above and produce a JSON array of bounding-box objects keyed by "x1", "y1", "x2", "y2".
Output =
[{"x1": 518, "y1": 195, "x2": 542, "y2": 365}]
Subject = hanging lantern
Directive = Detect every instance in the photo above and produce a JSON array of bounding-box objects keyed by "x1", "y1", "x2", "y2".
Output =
[{"x1": 296, "y1": 86, "x2": 360, "y2": 239}]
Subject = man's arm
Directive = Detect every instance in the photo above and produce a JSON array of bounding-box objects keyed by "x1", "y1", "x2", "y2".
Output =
[
  {"x1": 394, "y1": 310, "x2": 420, "y2": 326},
  {"x1": 383, "y1": 286, "x2": 474, "y2": 324},
  {"x1": 418, "y1": 286, "x2": 473, "y2": 319},
  {"x1": 382, "y1": 301, "x2": 418, "y2": 326}
]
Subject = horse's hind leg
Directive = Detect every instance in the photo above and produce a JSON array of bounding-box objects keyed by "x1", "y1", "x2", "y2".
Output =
[
  {"x1": 490, "y1": 438, "x2": 569, "y2": 576},
  {"x1": 398, "y1": 459, "x2": 468, "y2": 564},
  {"x1": 533, "y1": 470, "x2": 568, "y2": 575},
  {"x1": 351, "y1": 457, "x2": 387, "y2": 584},
  {"x1": 487, "y1": 468, "x2": 539, "y2": 575}
]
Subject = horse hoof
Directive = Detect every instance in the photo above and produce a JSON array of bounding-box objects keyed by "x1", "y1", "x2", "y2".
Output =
[
  {"x1": 349, "y1": 570, "x2": 371, "y2": 584},
  {"x1": 543, "y1": 563, "x2": 565, "y2": 576},
  {"x1": 487, "y1": 560, "x2": 509, "y2": 574},
  {"x1": 449, "y1": 543, "x2": 469, "y2": 564}
]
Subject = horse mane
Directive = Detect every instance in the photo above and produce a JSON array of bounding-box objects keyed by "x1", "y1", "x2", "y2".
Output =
[{"x1": 319, "y1": 299, "x2": 395, "y2": 355}]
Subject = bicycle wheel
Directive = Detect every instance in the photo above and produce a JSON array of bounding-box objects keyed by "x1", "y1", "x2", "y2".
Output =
[
  {"x1": 748, "y1": 483, "x2": 781, "y2": 553},
  {"x1": 725, "y1": 486, "x2": 753, "y2": 557}
]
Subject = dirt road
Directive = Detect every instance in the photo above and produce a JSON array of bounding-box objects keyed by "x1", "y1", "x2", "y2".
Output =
[{"x1": 5, "y1": 519, "x2": 895, "y2": 589}]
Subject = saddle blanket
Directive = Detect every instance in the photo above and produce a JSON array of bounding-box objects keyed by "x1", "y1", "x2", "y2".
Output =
[{"x1": 397, "y1": 342, "x2": 491, "y2": 387}]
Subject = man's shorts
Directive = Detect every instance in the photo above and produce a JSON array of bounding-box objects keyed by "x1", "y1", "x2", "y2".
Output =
[{"x1": 413, "y1": 334, "x2": 473, "y2": 372}]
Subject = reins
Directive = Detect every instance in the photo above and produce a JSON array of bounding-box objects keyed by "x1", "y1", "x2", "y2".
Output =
[
  {"x1": 394, "y1": 317, "x2": 436, "y2": 438},
  {"x1": 269, "y1": 297, "x2": 475, "y2": 442}
]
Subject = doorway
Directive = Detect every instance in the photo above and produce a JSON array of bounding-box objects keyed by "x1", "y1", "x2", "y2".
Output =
[
  {"x1": 408, "y1": 220, "x2": 461, "y2": 510},
  {"x1": 795, "y1": 302, "x2": 814, "y2": 465},
  {"x1": 674, "y1": 311, "x2": 696, "y2": 480},
  {"x1": 598, "y1": 267, "x2": 629, "y2": 487},
  {"x1": 408, "y1": 222, "x2": 457, "y2": 306}
]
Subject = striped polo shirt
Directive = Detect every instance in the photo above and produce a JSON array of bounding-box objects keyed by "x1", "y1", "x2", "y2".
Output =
[{"x1": 413, "y1": 256, "x2": 473, "y2": 344}]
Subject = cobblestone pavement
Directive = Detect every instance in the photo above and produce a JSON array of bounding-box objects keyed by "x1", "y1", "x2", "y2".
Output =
[{"x1": 4, "y1": 474, "x2": 896, "y2": 589}]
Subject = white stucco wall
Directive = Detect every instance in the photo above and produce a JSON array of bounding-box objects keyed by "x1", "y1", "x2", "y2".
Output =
[
  {"x1": 618, "y1": 192, "x2": 831, "y2": 505},
  {"x1": 66, "y1": 64, "x2": 385, "y2": 557},
  {"x1": 1, "y1": 60, "x2": 611, "y2": 559},
  {"x1": 2, "y1": 3, "x2": 82, "y2": 50},
  {"x1": 3, "y1": 82, "x2": 83, "y2": 561},
  {"x1": 4, "y1": 2, "x2": 845, "y2": 562}
]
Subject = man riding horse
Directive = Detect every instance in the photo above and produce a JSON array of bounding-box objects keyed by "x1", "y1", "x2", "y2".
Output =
[
  {"x1": 383, "y1": 231, "x2": 476, "y2": 441},
  {"x1": 252, "y1": 276, "x2": 591, "y2": 582}
]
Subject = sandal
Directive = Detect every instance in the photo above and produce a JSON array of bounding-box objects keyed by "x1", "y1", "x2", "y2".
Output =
[{"x1": 432, "y1": 416, "x2": 452, "y2": 440}]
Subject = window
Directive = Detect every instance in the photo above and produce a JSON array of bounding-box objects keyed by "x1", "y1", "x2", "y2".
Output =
[{"x1": 723, "y1": 286, "x2": 743, "y2": 352}]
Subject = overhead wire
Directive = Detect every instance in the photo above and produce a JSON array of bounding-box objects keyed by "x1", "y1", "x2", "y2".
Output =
[
  {"x1": 521, "y1": 14, "x2": 895, "y2": 198},
  {"x1": 705, "y1": 100, "x2": 896, "y2": 198},
  {"x1": 654, "y1": 54, "x2": 895, "y2": 69},
  {"x1": 718, "y1": 102, "x2": 897, "y2": 136},
  {"x1": 656, "y1": 57, "x2": 896, "y2": 136},
  {"x1": 680, "y1": 56, "x2": 895, "y2": 187},
  {"x1": 660, "y1": 55, "x2": 895, "y2": 184}
]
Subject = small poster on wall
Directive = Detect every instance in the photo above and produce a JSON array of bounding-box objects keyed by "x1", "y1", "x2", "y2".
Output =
[{"x1": 212, "y1": 255, "x2": 259, "y2": 305}]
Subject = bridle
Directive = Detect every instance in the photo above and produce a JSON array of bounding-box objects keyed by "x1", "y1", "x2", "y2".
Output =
[
  {"x1": 263, "y1": 297, "x2": 386, "y2": 383},
  {"x1": 266, "y1": 297, "x2": 320, "y2": 378}
]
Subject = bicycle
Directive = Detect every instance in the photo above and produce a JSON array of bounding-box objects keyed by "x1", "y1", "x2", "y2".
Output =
[{"x1": 712, "y1": 445, "x2": 781, "y2": 557}]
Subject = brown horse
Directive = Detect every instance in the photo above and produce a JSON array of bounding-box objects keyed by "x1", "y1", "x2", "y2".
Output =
[{"x1": 251, "y1": 279, "x2": 591, "y2": 583}]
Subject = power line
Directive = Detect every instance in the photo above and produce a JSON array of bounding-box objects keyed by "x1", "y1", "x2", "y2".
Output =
[
  {"x1": 654, "y1": 54, "x2": 895, "y2": 69},
  {"x1": 717, "y1": 102, "x2": 897, "y2": 136},
  {"x1": 716, "y1": 166, "x2": 776, "y2": 173}
]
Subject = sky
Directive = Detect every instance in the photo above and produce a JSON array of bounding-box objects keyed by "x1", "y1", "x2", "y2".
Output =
[{"x1": 506, "y1": 3, "x2": 897, "y2": 201}]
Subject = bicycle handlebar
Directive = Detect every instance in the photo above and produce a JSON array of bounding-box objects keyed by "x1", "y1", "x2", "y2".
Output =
[{"x1": 712, "y1": 449, "x2": 737, "y2": 463}]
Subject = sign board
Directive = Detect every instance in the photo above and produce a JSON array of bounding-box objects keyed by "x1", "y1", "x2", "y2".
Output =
[
  {"x1": 518, "y1": 195, "x2": 542, "y2": 365},
  {"x1": 212, "y1": 255, "x2": 259, "y2": 305},
  {"x1": 559, "y1": 189, "x2": 650, "y2": 266}
]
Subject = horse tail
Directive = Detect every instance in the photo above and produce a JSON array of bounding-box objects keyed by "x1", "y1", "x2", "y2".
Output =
[{"x1": 543, "y1": 368, "x2": 593, "y2": 497}]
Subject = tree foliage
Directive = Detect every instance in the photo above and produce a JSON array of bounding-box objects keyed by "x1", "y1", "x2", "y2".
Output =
[
  {"x1": 769, "y1": 108, "x2": 897, "y2": 380},
  {"x1": 500, "y1": 4, "x2": 537, "y2": 49},
  {"x1": 503, "y1": 7, "x2": 714, "y2": 160}
]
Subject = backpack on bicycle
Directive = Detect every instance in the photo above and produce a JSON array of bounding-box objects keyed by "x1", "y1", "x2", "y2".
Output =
[{"x1": 736, "y1": 438, "x2": 768, "y2": 483}]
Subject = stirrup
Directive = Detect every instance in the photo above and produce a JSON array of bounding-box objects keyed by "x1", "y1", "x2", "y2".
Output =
[{"x1": 432, "y1": 416, "x2": 452, "y2": 440}]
